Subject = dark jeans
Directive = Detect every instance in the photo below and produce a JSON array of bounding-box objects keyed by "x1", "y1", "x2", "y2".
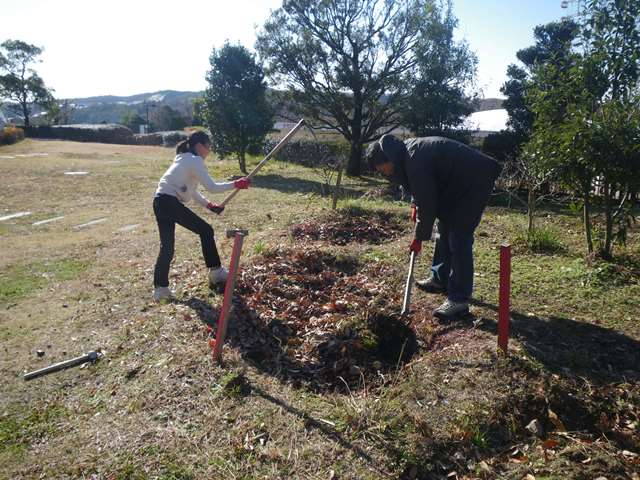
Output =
[
  {"x1": 430, "y1": 221, "x2": 475, "y2": 303},
  {"x1": 153, "y1": 194, "x2": 221, "y2": 287}
]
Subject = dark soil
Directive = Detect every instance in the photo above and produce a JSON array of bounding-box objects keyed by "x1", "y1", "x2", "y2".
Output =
[{"x1": 291, "y1": 208, "x2": 409, "y2": 245}]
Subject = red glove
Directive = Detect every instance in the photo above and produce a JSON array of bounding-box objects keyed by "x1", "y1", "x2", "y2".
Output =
[
  {"x1": 234, "y1": 177, "x2": 251, "y2": 189},
  {"x1": 410, "y1": 203, "x2": 417, "y2": 223},
  {"x1": 206, "y1": 202, "x2": 225, "y2": 214},
  {"x1": 409, "y1": 238, "x2": 422, "y2": 254}
]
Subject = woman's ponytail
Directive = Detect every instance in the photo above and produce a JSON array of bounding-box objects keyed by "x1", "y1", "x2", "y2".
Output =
[{"x1": 175, "y1": 139, "x2": 190, "y2": 154}]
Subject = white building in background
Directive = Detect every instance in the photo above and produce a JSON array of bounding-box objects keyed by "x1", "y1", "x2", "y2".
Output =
[
  {"x1": 0, "y1": 110, "x2": 6, "y2": 128},
  {"x1": 464, "y1": 108, "x2": 509, "y2": 137}
]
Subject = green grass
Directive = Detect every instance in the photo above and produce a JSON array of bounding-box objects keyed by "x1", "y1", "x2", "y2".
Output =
[
  {"x1": 0, "y1": 258, "x2": 89, "y2": 304},
  {"x1": 0, "y1": 404, "x2": 68, "y2": 457}
]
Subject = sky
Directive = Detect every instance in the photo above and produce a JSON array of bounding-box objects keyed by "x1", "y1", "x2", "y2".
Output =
[{"x1": 2, "y1": 0, "x2": 576, "y2": 100}]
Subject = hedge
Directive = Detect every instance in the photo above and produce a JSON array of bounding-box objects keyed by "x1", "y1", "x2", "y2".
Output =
[{"x1": 26, "y1": 124, "x2": 135, "y2": 144}]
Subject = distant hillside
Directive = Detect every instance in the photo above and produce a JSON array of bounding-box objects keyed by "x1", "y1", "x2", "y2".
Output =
[
  {"x1": 68, "y1": 90, "x2": 203, "y2": 124},
  {"x1": 1, "y1": 90, "x2": 504, "y2": 127}
]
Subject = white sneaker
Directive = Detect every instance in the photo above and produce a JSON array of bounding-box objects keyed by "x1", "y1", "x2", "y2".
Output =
[
  {"x1": 433, "y1": 299, "x2": 469, "y2": 319},
  {"x1": 209, "y1": 266, "x2": 228, "y2": 285},
  {"x1": 153, "y1": 286, "x2": 175, "y2": 302}
]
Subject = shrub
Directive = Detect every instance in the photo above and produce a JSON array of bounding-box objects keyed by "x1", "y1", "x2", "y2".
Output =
[
  {"x1": 516, "y1": 226, "x2": 564, "y2": 254},
  {"x1": 0, "y1": 126, "x2": 25, "y2": 145},
  {"x1": 25, "y1": 124, "x2": 134, "y2": 144}
]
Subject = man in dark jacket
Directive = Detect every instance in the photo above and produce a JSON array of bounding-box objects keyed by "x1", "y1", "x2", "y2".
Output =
[{"x1": 366, "y1": 134, "x2": 502, "y2": 319}]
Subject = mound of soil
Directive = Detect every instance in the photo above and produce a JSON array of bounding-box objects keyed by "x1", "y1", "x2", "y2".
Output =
[
  {"x1": 225, "y1": 247, "x2": 424, "y2": 391},
  {"x1": 291, "y1": 209, "x2": 408, "y2": 245}
]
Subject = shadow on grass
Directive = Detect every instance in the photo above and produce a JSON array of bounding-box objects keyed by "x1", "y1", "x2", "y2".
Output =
[
  {"x1": 250, "y1": 386, "x2": 389, "y2": 475},
  {"x1": 468, "y1": 299, "x2": 640, "y2": 383},
  {"x1": 251, "y1": 173, "x2": 363, "y2": 198}
]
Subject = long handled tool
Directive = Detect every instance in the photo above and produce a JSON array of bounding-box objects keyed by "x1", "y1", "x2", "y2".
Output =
[
  {"x1": 219, "y1": 119, "x2": 306, "y2": 208},
  {"x1": 401, "y1": 205, "x2": 419, "y2": 316},
  {"x1": 400, "y1": 251, "x2": 417, "y2": 316},
  {"x1": 24, "y1": 351, "x2": 101, "y2": 381}
]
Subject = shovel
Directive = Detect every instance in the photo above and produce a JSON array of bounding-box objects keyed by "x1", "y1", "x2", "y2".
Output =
[
  {"x1": 400, "y1": 250, "x2": 416, "y2": 316},
  {"x1": 401, "y1": 205, "x2": 418, "y2": 316}
]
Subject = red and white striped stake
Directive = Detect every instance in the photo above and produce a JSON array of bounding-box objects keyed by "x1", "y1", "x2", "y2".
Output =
[
  {"x1": 211, "y1": 232, "x2": 246, "y2": 362},
  {"x1": 498, "y1": 244, "x2": 511, "y2": 353}
]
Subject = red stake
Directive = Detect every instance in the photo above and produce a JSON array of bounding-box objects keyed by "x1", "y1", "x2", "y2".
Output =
[
  {"x1": 211, "y1": 231, "x2": 246, "y2": 362},
  {"x1": 498, "y1": 244, "x2": 511, "y2": 353}
]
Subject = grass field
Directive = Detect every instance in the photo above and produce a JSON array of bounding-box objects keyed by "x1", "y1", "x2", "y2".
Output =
[{"x1": 1, "y1": 139, "x2": 638, "y2": 479}]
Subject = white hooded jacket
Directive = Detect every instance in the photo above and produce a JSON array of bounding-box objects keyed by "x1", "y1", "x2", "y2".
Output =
[{"x1": 155, "y1": 152, "x2": 234, "y2": 207}]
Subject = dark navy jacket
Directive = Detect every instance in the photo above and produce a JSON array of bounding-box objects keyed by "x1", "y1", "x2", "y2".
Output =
[{"x1": 379, "y1": 135, "x2": 502, "y2": 240}]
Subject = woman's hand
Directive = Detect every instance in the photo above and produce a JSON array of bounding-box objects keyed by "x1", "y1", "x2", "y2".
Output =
[
  {"x1": 206, "y1": 202, "x2": 225, "y2": 214},
  {"x1": 234, "y1": 177, "x2": 251, "y2": 189}
]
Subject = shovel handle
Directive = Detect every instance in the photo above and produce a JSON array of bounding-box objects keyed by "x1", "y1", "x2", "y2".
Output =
[{"x1": 219, "y1": 119, "x2": 306, "y2": 208}]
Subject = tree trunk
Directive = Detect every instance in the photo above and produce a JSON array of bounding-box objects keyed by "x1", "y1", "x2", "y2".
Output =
[
  {"x1": 22, "y1": 102, "x2": 30, "y2": 128},
  {"x1": 346, "y1": 140, "x2": 363, "y2": 176},
  {"x1": 332, "y1": 168, "x2": 343, "y2": 210},
  {"x1": 602, "y1": 181, "x2": 613, "y2": 260},
  {"x1": 527, "y1": 187, "x2": 536, "y2": 235},
  {"x1": 583, "y1": 193, "x2": 594, "y2": 255},
  {"x1": 238, "y1": 150, "x2": 247, "y2": 175}
]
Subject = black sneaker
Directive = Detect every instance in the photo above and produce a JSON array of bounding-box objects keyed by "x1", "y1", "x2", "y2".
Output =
[{"x1": 416, "y1": 277, "x2": 446, "y2": 293}]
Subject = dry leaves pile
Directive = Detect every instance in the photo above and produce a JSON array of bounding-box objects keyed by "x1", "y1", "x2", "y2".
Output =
[
  {"x1": 225, "y1": 247, "x2": 425, "y2": 391},
  {"x1": 291, "y1": 209, "x2": 408, "y2": 245}
]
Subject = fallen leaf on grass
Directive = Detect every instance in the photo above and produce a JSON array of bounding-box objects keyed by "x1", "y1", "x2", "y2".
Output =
[{"x1": 542, "y1": 439, "x2": 559, "y2": 450}]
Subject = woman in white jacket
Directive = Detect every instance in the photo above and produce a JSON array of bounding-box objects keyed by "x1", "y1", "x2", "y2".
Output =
[{"x1": 152, "y1": 130, "x2": 250, "y2": 301}]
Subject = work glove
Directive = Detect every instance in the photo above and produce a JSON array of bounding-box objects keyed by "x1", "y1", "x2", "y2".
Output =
[
  {"x1": 409, "y1": 238, "x2": 422, "y2": 255},
  {"x1": 410, "y1": 203, "x2": 417, "y2": 223},
  {"x1": 234, "y1": 177, "x2": 251, "y2": 189},
  {"x1": 206, "y1": 202, "x2": 225, "y2": 215}
]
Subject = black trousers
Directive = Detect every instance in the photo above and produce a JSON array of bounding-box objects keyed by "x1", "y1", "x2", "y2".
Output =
[{"x1": 153, "y1": 194, "x2": 221, "y2": 287}]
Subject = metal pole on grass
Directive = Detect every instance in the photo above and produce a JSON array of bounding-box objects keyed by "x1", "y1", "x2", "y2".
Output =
[
  {"x1": 211, "y1": 230, "x2": 247, "y2": 362},
  {"x1": 498, "y1": 244, "x2": 511, "y2": 353}
]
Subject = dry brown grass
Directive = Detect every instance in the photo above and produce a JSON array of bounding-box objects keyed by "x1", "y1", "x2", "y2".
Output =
[{"x1": 1, "y1": 140, "x2": 638, "y2": 479}]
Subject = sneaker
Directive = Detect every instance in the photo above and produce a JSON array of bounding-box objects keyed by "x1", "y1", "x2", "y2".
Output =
[
  {"x1": 416, "y1": 276, "x2": 446, "y2": 293},
  {"x1": 433, "y1": 299, "x2": 469, "y2": 319},
  {"x1": 153, "y1": 286, "x2": 175, "y2": 302},
  {"x1": 209, "y1": 266, "x2": 228, "y2": 286}
]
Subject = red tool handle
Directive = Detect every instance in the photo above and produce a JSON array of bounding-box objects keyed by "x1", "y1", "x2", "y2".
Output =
[{"x1": 211, "y1": 233, "x2": 245, "y2": 362}]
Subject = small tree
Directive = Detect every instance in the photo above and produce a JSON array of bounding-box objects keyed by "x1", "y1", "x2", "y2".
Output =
[
  {"x1": 0, "y1": 40, "x2": 55, "y2": 128},
  {"x1": 121, "y1": 110, "x2": 146, "y2": 132},
  {"x1": 191, "y1": 96, "x2": 206, "y2": 127},
  {"x1": 491, "y1": 20, "x2": 579, "y2": 235},
  {"x1": 150, "y1": 105, "x2": 187, "y2": 132},
  {"x1": 402, "y1": 0, "x2": 478, "y2": 138},
  {"x1": 204, "y1": 43, "x2": 273, "y2": 174}
]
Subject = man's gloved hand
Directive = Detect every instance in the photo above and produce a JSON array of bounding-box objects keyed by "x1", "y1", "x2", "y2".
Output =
[
  {"x1": 206, "y1": 202, "x2": 225, "y2": 215},
  {"x1": 410, "y1": 203, "x2": 417, "y2": 223},
  {"x1": 409, "y1": 238, "x2": 422, "y2": 254},
  {"x1": 234, "y1": 177, "x2": 251, "y2": 189}
]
